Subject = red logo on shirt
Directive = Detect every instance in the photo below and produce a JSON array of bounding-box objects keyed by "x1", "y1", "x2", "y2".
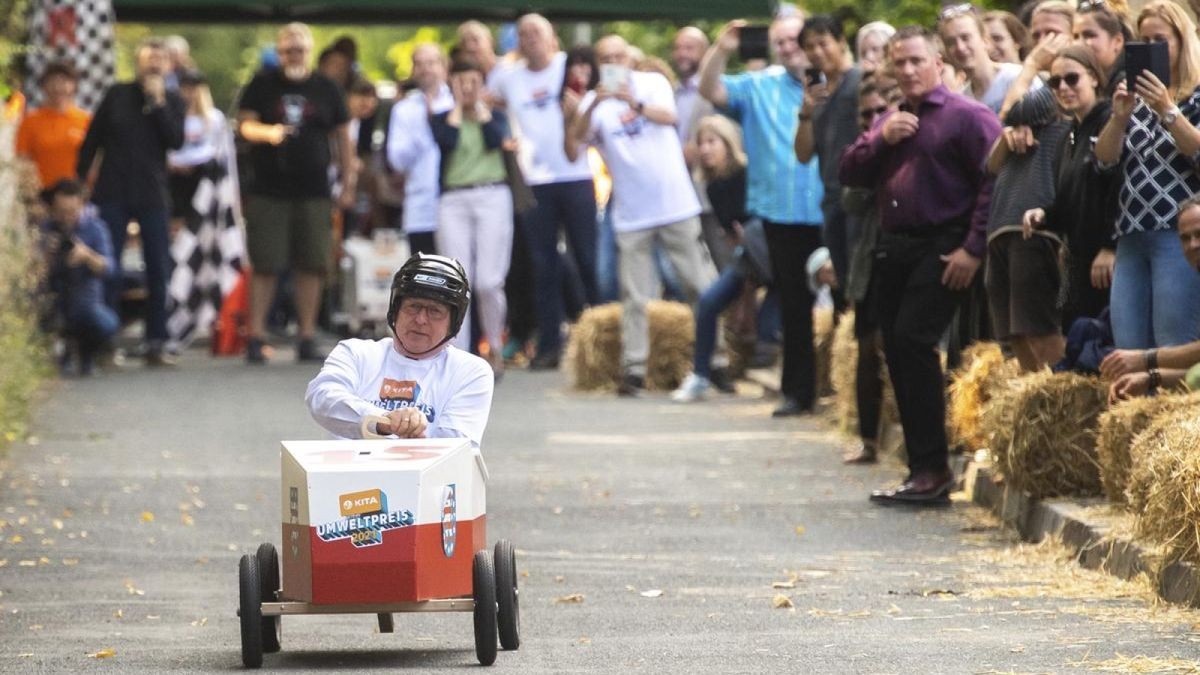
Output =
[{"x1": 380, "y1": 379, "x2": 417, "y2": 402}]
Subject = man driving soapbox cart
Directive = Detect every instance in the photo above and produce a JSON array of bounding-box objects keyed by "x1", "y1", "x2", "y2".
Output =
[{"x1": 236, "y1": 254, "x2": 518, "y2": 667}]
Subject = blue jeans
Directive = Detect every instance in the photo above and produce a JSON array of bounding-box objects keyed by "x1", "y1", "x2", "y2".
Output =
[
  {"x1": 66, "y1": 301, "x2": 120, "y2": 349},
  {"x1": 1110, "y1": 229, "x2": 1200, "y2": 348},
  {"x1": 99, "y1": 202, "x2": 171, "y2": 344},
  {"x1": 693, "y1": 264, "x2": 747, "y2": 378},
  {"x1": 595, "y1": 206, "x2": 619, "y2": 304},
  {"x1": 523, "y1": 180, "x2": 598, "y2": 356}
]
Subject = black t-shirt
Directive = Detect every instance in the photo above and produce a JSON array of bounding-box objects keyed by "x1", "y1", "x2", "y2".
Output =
[
  {"x1": 706, "y1": 168, "x2": 748, "y2": 235},
  {"x1": 239, "y1": 70, "x2": 349, "y2": 198}
]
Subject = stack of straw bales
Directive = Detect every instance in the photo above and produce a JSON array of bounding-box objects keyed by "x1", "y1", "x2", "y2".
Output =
[
  {"x1": 566, "y1": 301, "x2": 694, "y2": 392},
  {"x1": 1096, "y1": 390, "x2": 1200, "y2": 503},
  {"x1": 948, "y1": 342, "x2": 1021, "y2": 452},
  {"x1": 830, "y1": 312, "x2": 859, "y2": 434},
  {"x1": 1127, "y1": 405, "x2": 1200, "y2": 564},
  {"x1": 814, "y1": 307, "x2": 835, "y2": 398}
]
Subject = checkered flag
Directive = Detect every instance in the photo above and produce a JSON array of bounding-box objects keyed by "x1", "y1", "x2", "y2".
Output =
[
  {"x1": 166, "y1": 119, "x2": 246, "y2": 350},
  {"x1": 24, "y1": 0, "x2": 117, "y2": 113}
]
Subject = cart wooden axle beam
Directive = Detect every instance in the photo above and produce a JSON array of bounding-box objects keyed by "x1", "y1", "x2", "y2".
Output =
[{"x1": 260, "y1": 599, "x2": 475, "y2": 616}]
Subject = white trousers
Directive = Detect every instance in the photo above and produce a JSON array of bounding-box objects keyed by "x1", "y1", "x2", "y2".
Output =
[
  {"x1": 616, "y1": 215, "x2": 716, "y2": 376},
  {"x1": 435, "y1": 184, "x2": 514, "y2": 353}
]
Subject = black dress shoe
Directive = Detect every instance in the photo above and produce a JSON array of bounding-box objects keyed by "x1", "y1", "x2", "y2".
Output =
[
  {"x1": 296, "y1": 337, "x2": 326, "y2": 363},
  {"x1": 869, "y1": 469, "x2": 955, "y2": 506},
  {"x1": 771, "y1": 397, "x2": 811, "y2": 417},
  {"x1": 843, "y1": 441, "x2": 878, "y2": 465},
  {"x1": 709, "y1": 367, "x2": 737, "y2": 394},
  {"x1": 529, "y1": 352, "x2": 560, "y2": 371}
]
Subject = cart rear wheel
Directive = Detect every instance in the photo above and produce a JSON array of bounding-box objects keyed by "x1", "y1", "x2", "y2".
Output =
[
  {"x1": 238, "y1": 554, "x2": 264, "y2": 668},
  {"x1": 255, "y1": 543, "x2": 281, "y2": 653},
  {"x1": 472, "y1": 550, "x2": 498, "y2": 666},
  {"x1": 494, "y1": 539, "x2": 520, "y2": 650}
]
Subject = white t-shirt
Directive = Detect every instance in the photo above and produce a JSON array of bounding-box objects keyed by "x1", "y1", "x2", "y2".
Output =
[
  {"x1": 977, "y1": 62, "x2": 1043, "y2": 115},
  {"x1": 492, "y1": 52, "x2": 593, "y2": 186},
  {"x1": 579, "y1": 71, "x2": 701, "y2": 232},
  {"x1": 386, "y1": 85, "x2": 455, "y2": 234},
  {"x1": 305, "y1": 338, "x2": 494, "y2": 448}
]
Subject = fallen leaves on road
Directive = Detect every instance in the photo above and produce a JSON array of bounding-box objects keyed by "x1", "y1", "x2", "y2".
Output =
[
  {"x1": 640, "y1": 589, "x2": 663, "y2": 598},
  {"x1": 1068, "y1": 653, "x2": 1200, "y2": 673},
  {"x1": 180, "y1": 513, "x2": 195, "y2": 527},
  {"x1": 554, "y1": 575, "x2": 565, "y2": 583},
  {"x1": 771, "y1": 594, "x2": 794, "y2": 609},
  {"x1": 87, "y1": 648, "x2": 116, "y2": 659},
  {"x1": 794, "y1": 525, "x2": 806, "y2": 537},
  {"x1": 772, "y1": 571, "x2": 800, "y2": 589},
  {"x1": 140, "y1": 511, "x2": 155, "y2": 523},
  {"x1": 113, "y1": 609, "x2": 123, "y2": 619},
  {"x1": 191, "y1": 617, "x2": 208, "y2": 627},
  {"x1": 123, "y1": 580, "x2": 144, "y2": 596},
  {"x1": 554, "y1": 593, "x2": 585, "y2": 604}
]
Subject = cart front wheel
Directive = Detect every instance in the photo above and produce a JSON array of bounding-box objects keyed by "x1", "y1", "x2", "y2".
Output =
[
  {"x1": 238, "y1": 554, "x2": 264, "y2": 668},
  {"x1": 472, "y1": 550, "x2": 498, "y2": 666},
  {"x1": 255, "y1": 543, "x2": 281, "y2": 653},
  {"x1": 494, "y1": 539, "x2": 520, "y2": 650}
]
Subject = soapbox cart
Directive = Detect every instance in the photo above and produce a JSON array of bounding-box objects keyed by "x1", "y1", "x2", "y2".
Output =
[{"x1": 235, "y1": 433, "x2": 519, "y2": 667}]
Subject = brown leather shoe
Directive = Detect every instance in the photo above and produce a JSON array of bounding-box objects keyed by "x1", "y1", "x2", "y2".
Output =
[
  {"x1": 843, "y1": 441, "x2": 878, "y2": 465},
  {"x1": 869, "y1": 469, "x2": 954, "y2": 506}
]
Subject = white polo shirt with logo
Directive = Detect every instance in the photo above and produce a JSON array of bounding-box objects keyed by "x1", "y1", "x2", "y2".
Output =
[
  {"x1": 492, "y1": 51, "x2": 593, "y2": 186},
  {"x1": 579, "y1": 70, "x2": 700, "y2": 233}
]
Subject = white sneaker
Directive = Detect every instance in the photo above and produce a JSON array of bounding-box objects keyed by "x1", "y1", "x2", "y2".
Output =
[{"x1": 671, "y1": 373, "x2": 711, "y2": 402}]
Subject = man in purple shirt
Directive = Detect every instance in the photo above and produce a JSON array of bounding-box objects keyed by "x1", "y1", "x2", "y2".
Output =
[{"x1": 839, "y1": 26, "x2": 1001, "y2": 505}]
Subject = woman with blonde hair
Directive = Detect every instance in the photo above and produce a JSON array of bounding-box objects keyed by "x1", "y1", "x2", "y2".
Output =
[
  {"x1": 983, "y1": 10, "x2": 1031, "y2": 63},
  {"x1": 167, "y1": 70, "x2": 228, "y2": 233},
  {"x1": 673, "y1": 114, "x2": 756, "y2": 402},
  {"x1": 1095, "y1": 0, "x2": 1200, "y2": 355}
]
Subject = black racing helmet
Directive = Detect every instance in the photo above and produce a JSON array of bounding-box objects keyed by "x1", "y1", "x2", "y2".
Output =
[{"x1": 387, "y1": 253, "x2": 471, "y2": 342}]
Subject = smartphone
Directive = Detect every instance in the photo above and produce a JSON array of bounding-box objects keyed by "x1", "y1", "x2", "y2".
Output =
[
  {"x1": 738, "y1": 25, "x2": 770, "y2": 61},
  {"x1": 1126, "y1": 41, "x2": 1170, "y2": 91},
  {"x1": 599, "y1": 63, "x2": 630, "y2": 92},
  {"x1": 805, "y1": 67, "x2": 826, "y2": 87}
]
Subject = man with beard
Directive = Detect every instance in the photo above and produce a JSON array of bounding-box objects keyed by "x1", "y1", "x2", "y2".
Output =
[
  {"x1": 238, "y1": 22, "x2": 355, "y2": 364},
  {"x1": 77, "y1": 38, "x2": 185, "y2": 367}
]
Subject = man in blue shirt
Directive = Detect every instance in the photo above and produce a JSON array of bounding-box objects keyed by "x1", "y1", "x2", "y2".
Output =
[
  {"x1": 41, "y1": 179, "x2": 119, "y2": 376},
  {"x1": 699, "y1": 15, "x2": 825, "y2": 417}
]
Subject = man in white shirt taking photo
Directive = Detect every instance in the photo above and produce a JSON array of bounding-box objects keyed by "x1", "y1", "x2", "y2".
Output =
[
  {"x1": 565, "y1": 35, "x2": 716, "y2": 396},
  {"x1": 306, "y1": 254, "x2": 494, "y2": 447}
]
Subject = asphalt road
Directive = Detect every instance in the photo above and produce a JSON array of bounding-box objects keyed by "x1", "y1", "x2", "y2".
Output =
[{"x1": 1, "y1": 347, "x2": 1198, "y2": 673}]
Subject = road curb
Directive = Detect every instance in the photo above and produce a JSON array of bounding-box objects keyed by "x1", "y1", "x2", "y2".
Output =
[{"x1": 964, "y1": 461, "x2": 1200, "y2": 609}]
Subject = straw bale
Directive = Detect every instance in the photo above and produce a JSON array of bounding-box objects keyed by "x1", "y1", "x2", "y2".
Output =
[
  {"x1": 1001, "y1": 372, "x2": 1108, "y2": 498},
  {"x1": 645, "y1": 300, "x2": 695, "y2": 391},
  {"x1": 814, "y1": 307, "x2": 835, "y2": 398},
  {"x1": 977, "y1": 370, "x2": 1054, "y2": 469},
  {"x1": 830, "y1": 311, "x2": 859, "y2": 433},
  {"x1": 948, "y1": 342, "x2": 1022, "y2": 452},
  {"x1": 1097, "y1": 390, "x2": 1200, "y2": 504},
  {"x1": 565, "y1": 301, "x2": 695, "y2": 392},
  {"x1": 1127, "y1": 407, "x2": 1200, "y2": 564}
]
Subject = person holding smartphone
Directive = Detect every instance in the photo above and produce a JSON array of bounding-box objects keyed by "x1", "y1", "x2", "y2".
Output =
[
  {"x1": 793, "y1": 15, "x2": 862, "y2": 313},
  {"x1": 698, "y1": 15, "x2": 825, "y2": 418},
  {"x1": 1095, "y1": 0, "x2": 1200, "y2": 352}
]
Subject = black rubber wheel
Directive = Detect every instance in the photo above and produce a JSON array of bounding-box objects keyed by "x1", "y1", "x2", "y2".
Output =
[
  {"x1": 238, "y1": 554, "x2": 264, "y2": 668},
  {"x1": 472, "y1": 550, "x2": 498, "y2": 666},
  {"x1": 494, "y1": 540, "x2": 520, "y2": 651},
  {"x1": 255, "y1": 543, "x2": 281, "y2": 653},
  {"x1": 377, "y1": 612, "x2": 394, "y2": 633}
]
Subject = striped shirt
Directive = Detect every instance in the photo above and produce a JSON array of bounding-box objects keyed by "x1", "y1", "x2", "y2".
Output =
[
  {"x1": 1114, "y1": 86, "x2": 1200, "y2": 237},
  {"x1": 720, "y1": 66, "x2": 823, "y2": 225}
]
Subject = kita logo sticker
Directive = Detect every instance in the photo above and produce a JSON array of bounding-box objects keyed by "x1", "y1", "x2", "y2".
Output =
[
  {"x1": 317, "y1": 489, "x2": 414, "y2": 548},
  {"x1": 380, "y1": 379, "x2": 419, "y2": 402},
  {"x1": 441, "y1": 484, "x2": 457, "y2": 558}
]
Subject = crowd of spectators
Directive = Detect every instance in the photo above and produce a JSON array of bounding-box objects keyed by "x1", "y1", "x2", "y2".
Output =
[{"x1": 18, "y1": 3, "x2": 1200, "y2": 505}]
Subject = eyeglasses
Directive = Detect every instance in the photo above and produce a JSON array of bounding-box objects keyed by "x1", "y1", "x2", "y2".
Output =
[
  {"x1": 938, "y1": 3, "x2": 977, "y2": 21},
  {"x1": 1047, "y1": 72, "x2": 1083, "y2": 89},
  {"x1": 400, "y1": 301, "x2": 449, "y2": 321},
  {"x1": 860, "y1": 106, "x2": 888, "y2": 120}
]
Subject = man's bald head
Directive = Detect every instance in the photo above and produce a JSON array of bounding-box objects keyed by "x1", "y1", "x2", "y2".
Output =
[
  {"x1": 595, "y1": 35, "x2": 631, "y2": 67},
  {"x1": 411, "y1": 43, "x2": 446, "y2": 92},
  {"x1": 672, "y1": 26, "x2": 709, "y2": 78},
  {"x1": 517, "y1": 13, "x2": 557, "y2": 67}
]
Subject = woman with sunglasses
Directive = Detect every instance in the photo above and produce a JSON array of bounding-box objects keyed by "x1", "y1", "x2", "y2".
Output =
[
  {"x1": 1022, "y1": 46, "x2": 1118, "y2": 332},
  {"x1": 1095, "y1": 0, "x2": 1200, "y2": 352}
]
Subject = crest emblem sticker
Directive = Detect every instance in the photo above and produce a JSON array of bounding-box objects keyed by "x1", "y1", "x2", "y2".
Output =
[{"x1": 441, "y1": 484, "x2": 457, "y2": 558}]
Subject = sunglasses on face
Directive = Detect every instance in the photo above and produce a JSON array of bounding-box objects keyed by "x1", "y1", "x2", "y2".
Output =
[
  {"x1": 860, "y1": 105, "x2": 888, "y2": 120},
  {"x1": 1047, "y1": 72, "x2": 1083, "y2": 89},
  {"x1": 938, "y1": 3, "x2": 977, "y2": 21},
  {"x1": 1077, "y1": 0, "x2": 1106, "y2": 9}
]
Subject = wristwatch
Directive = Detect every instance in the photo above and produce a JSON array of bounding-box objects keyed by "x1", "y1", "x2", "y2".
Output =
[{"x1": 1163, "y1": 105, "x2": 1181, "y2": 126}]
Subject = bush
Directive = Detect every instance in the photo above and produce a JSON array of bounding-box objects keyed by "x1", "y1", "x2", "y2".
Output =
[{"x1": 0, "y1": 114, "x2": 49, "y2": 449}]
